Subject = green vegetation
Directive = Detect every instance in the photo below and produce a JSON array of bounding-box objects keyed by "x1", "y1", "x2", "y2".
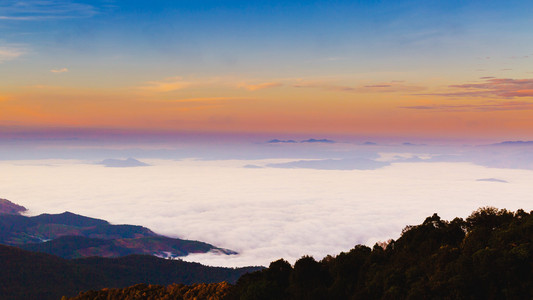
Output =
[
  {"x1": 0, "y1": 198, "x2": 27, "y2": 215},
  {"x1": 230, "y1": 207, "x2": 532, "y2": 299},
  {"x1": 65, "y1": 282, "x2": 232, "y2": 300},
  {"x1": 0, "y1": 244, "x2": 261, "y2": 300},
  {"x1": 61, "y1": 207, "x2": 532, "y2": 300},
  {"x1": 0, "y1": 210, "x2": 235, "y2": 258},
  {"x1": 1, "y1": 206, "x2": 531, "y2": 299}
]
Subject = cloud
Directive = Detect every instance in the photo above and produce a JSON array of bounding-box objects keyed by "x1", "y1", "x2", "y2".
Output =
[
  {"x1": 50, "y1": 68, "x2": 68, "y2": 73},
  {"x1": 267, "y1": 139, "x2": 297, "y2": 143},
  {"x1": 0, "y1": 0, "x2": 98, "y2": 20},
  {"x1": 293, "y1": 80, "x2": 424, "y2": 93},
  {"x1": 399, "y1": 101, "x2": 533, "y2": 112},
  {"x1": 97, "y1": 158, "x2": 149, "y2": 168},
  {"x1": 0, "y1": 47, "x2": 24, "y2": 63},
  {"x1": 139, "y1": 77, "x2": 191, "y2": 92},
  {"x1": 266, "y1": 158, "x2": 390, "y2": 170},
  {"x1": 364, "y1": 84, "x2": 392, "y2": 88},
  {"x1": 1, "y1": 158, "x2": 531, "y2": 268},
  {"x1": 138, "y1": 76, "x2": 241, "y2": 93},
  {"x1": 476, "y1": 178, "x2": 508, "y2": 183},
  {"x1": 242, "y1": 82, "x2": 283, "y2": 91},
  {"x1": 423, "y1": 78, "x2": 533, "y2": 99},
  {"x1": 300, "y1": 138, "x2": 335, "y2": 143}
]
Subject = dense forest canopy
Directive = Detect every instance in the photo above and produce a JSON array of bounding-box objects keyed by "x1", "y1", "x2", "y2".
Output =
[
  {"x1": 65, "y1": 207, "x2": 532, "y2": 299},
  {"x1": 229, "y1": 207, "x2": 532, "y2": 300}
]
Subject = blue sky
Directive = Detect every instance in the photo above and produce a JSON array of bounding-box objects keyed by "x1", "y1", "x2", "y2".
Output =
[{"x1": 1, "y1": 0, "x2": 533, "y2": 141}]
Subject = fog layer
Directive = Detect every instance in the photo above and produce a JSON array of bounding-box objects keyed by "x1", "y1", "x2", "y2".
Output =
[{"x1": 1, "y1": 159, "x2": 531, "y2": 267}]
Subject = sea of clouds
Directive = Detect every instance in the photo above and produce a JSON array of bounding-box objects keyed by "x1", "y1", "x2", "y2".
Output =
[{"x1": 1, "y1": 157, "x2": 532, "y2": 267}]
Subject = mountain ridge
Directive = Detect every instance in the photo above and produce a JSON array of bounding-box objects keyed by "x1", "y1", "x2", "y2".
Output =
[{"x1": 0, "y1": 198, "x2": 236, "y2": 259}]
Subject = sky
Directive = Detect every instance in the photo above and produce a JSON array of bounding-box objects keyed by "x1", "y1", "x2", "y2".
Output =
[
  {"x1": 1, "y1": 1, "x2": 533, "y2": 269},
  {"x1": 1, "y1": 0, "x2": 533, "y2": 142}
]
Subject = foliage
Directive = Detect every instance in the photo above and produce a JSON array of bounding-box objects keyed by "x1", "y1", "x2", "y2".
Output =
[
  {"x1": 0, "y1": 211, "x2": 232, "y2": 258},
  {"x1": 65, "y1": 282, "x2": 232, "y2": 300},
  {"x1": 0, "y1": 245, "x2": 261, "y2": 300},
  {"x1": 230, "y1": 207, "x2": 533, "y2": 299}
]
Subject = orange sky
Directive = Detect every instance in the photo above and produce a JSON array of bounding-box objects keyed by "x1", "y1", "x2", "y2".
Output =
[
  {"x1": 1, "y1": 1, "x2": 533, "y2": 141},
  {"x1": 1, "y1": 75, "x2": 533, "y2": 140}
]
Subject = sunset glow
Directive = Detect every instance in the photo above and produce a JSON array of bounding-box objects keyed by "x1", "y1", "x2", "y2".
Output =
[{"x1": 1, "y1": 1, "x2": 532, "y2": 142}]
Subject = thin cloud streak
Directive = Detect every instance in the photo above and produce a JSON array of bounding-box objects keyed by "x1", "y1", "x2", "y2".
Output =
[
  {"x1": 293, "y1": 80, "x2": 425, "y2": 93},
  {"x1": 242, "y1": 82, "x2": 283, "y2": 91},
  {"x1": 139, "y1": 77, "x2": 191, "y2": 92},
  {"x1": 400, "y1": 101, "x2": 533, "y2": 112},
  {"x1": 50, "y1": 67, "x2": 68, "y2": 73},
  {"x1": 0, "y1": 0, "x2": 98, "y2": 20},
  {"x1": 422, "y1": 78, "x2": 533, "y2": 99},
  {"x1": 0, "y1": 47, "x2": 24, "y2": 63}
]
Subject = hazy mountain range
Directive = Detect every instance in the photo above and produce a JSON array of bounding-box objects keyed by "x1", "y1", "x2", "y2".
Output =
[{"x1": 0, "y1": 198, "x2": 235, "y2": 259}]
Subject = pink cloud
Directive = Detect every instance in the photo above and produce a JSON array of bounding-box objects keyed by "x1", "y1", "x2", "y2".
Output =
[
  {"x1": 243, "y1": 82, "x2": 283, "y2": 91},
  {"x1": 292, "y1": 81, "x2": 424, "y2": 93},
  {"x1": 400, "y1": 101, "x2": 533, "y2": 112},
  {"x1": 423, "y1": 78, "x2": 533, "y2": 99}
]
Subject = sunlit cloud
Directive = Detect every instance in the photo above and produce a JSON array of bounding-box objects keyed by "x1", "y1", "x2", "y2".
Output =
[
  {"x1": 166, "y1": 97, "x2": 250, "y2": 108},
  {"x1": 292, "y1": 80, "x2": 424, "y2": 93},
  {"x1": 424, "y1": 78, "x2": 533, "y2": 99},
  {"x1": 399, "y1": 101, "x2": 533, "y2": 112},
  {"x1": 139, "y1": 77, "x2": 192, "y2": 92},
  {"x1": 50, "y1": 67, "x2": 68, "y2": 73},
  {"x1": 0, "y1": 47, "x2": 24, "y2": 63},
  {"x1": 0, "y1": 0, "x2": 98, "y2": 20},
  {"x1": 241, "y1": 82, "x2": 283, "y2": 91}
]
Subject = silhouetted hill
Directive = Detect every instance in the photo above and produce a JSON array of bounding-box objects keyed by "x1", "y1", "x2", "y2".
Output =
[
  {"x1": 0, "y1": 245, "x2": 108, "y2": 300},
  {"x1": 62, "y1": 207, "x2": 532, "y2": 300},
  {"x1": 32, "y1": 212, "x2": 109, "y2": 227},
  {"x1": 0, "y1": 244, "x2": 261, "y2": 300},
  {"x1": 490, "y1": 140, "x2": 533, "y2": 146},
  {"x1": 0, "y1": 206, "x2": 235, "y2": 259},
  {"x1": 230, "y1": 207, "x2": 533, "y2": 300},
  {"x1": 0, "y1": 198, "x2": 27, "y2": 215},
  {"x1": 66, "y1": 282, "x2": 232, "y2": 300},
  {"x1": 20, "y1": 235, "x2": 235, "y2": 259},
  {"x1": 98, "y1": 158, "x2": 150, "y2": 167}
]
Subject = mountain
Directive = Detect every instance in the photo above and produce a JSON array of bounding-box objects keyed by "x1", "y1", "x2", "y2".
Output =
[
  {"x1": 63, "y1": 207, "x2": 532, "y2": 300},
  {"x1": 266, "y1": 158, "x2": 389, "y2": 170},
  {"x1": 66, "y1": 282, "x2": 233, "y2": 300},
  {"x1": 19, "y1": 235, "x2": 235, "y2": 259},
  {"x1": 0, "y1": 204, "x2": 235, "y2": 259},
  {"x1": 300, "y1": 138, "x2": 335, "y2": 143},
  {"x1": 230, "y1": 207, "x2": 533, "y2": 300},
  {"x1": 0, "y1": 198, "x2": 27, "y2": 215},
  {"x1": 490, "y1": 140, "x2": 533, "y2": 146},
  {"x1": 98, "y1": 158, "x2": 150, "y2": 167},
  {"x1": 0, "y1": 244, "x2": 261, "y2": 300}
]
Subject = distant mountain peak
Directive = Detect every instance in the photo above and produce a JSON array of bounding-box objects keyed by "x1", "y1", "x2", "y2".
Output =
[
  {"x1": 300, "y1": 138, "x2": 335, "y2": 143},
  {"x1": 0, "y1": 199, "x2": 238, "y2": 260},
  {"x1": 267, "y1": 139, "x2": 297, "y2": 143},
  {"x1": 98, "y1": 158, "x2": 149, "y2": 168},
  {"x1": 476, "y1": 178, "x2": 508, "y2": 183},
  {"x1": 0, "y1": 198, "x2": 27, "y2": 215},
  {"x1": 491, "y1": 140, "x2": 533, "y2": 146}
]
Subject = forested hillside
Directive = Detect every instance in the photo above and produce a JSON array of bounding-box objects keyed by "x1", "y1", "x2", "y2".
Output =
[
  {"x1": 62, "y1": 207, "x2": 532, "y2": 300},
  {"x1": 230, "y1": 207, "x2": 532, "y2": 299},
  {"x1": 0, "y1": 204, "x2": 235, "y2": 259},
  {"x1": 0, "y1": 245, "x2": 260, "y2": 300}
]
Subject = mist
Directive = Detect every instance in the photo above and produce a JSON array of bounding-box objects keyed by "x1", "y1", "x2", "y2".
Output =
[{"x1": 1, "y1": 157, "x2": 531, "y2": 267}]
